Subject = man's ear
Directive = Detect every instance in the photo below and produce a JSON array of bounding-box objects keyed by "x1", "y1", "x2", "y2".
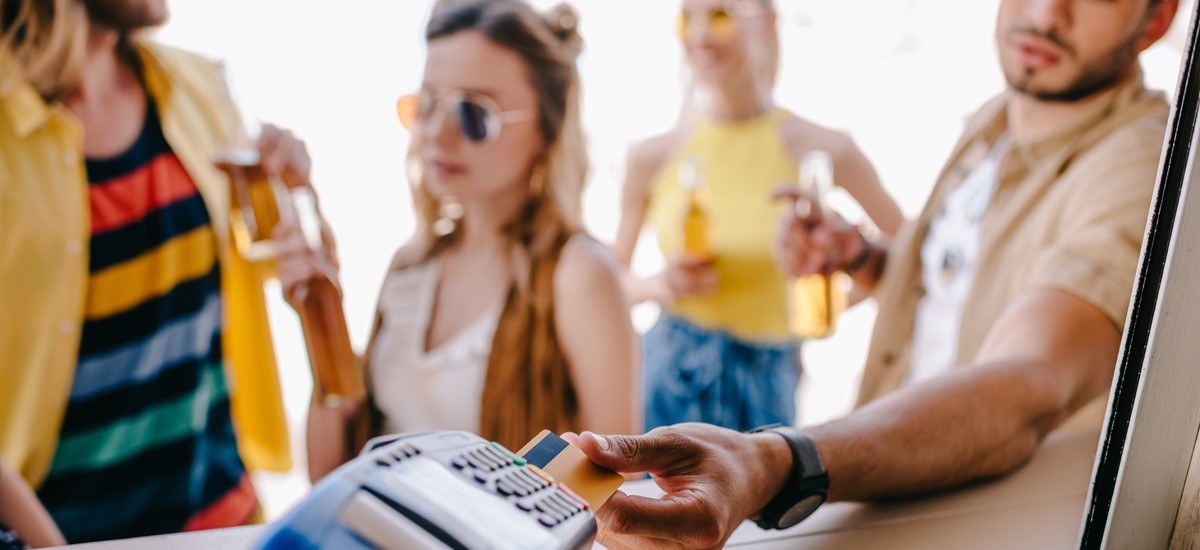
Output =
[{"x1": 1136, "y1": 0, "x2": 1180, "y2": 53}]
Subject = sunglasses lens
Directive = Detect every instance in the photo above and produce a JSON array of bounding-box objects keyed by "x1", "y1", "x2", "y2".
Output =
[
  {"x1": 399, "y1": 90, "x2": 503, "y2": 144},
  {"x1": 709, "y1": 9, "x2": 734, "y2": 38},
  {"x1": 457, "y1": 99, "x2": 492, "y2": 143},
  {"x1": 677, "y1": 8, "x2": 736, "y2": 41}
]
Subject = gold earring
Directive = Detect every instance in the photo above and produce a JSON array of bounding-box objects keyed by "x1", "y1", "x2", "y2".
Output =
[{"x1": 529, "y1": 164, "x2": 547, "y2": 197}]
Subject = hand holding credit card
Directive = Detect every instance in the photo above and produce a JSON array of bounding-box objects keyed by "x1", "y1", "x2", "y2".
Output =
[{"x1": 517, "y1": 430, "x2": 625, "y2": 510}]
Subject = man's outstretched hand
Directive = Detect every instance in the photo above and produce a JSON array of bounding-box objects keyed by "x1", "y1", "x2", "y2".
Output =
[{"x1": 568, "y1": 424, "x2": 793, "y2": 550}]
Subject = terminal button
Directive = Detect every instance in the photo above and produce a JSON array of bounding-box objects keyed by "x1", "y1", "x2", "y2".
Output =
[{"x1": 490, "y1": 441, "x2": 528, "y2": 466}]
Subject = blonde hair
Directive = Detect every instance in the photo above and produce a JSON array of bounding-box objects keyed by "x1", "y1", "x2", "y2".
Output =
[
  {"x1": 386, "y1": 0, "x2": 589, "y2": 450},
  {"x1": 0, "y1": 0, "x2": 88, "y2": 99},
  {"x1": 751, "y1": 0, "x2": 780, "y2": 91}
]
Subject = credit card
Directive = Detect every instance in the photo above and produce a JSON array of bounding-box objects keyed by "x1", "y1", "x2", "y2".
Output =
[{"x1": 517, "y1": 430, "x2": 624, "y2": 510}]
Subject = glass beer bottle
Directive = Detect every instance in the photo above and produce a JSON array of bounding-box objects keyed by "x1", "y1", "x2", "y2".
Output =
[
  {"x1": 213, "y1": 64, "x2": 282, "y2": 263},
  {"x1": 212, "y1": 65, "x2": 362, "y2": 406},
  {"x1": 277, "y1": 183, "x2": 365, "y2": 408},
  {"x1": 680, "y1": 157, "x2": 712, "y2": 257},
  {"x1": 216, "y1": 149, "x2": 282, "y2": 262},
  {"x1": 788, "y1": 151, "x2": 848, "y2": 339},
  {"x1": 292, "y1": 265, "x2": 364, "y2": 409},
  {"x1": 218, "y1": 151, "x2": 364, "y2": 407}
]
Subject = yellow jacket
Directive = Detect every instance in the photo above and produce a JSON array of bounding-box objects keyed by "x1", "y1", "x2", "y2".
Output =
[{"x1": 0, "y1": 42, "x2": 290, "y2": 487}]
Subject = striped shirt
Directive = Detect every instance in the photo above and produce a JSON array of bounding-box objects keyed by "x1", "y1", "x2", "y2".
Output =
[{"x1": 37, "y1": 99, "x2": 255, "y2": 543}]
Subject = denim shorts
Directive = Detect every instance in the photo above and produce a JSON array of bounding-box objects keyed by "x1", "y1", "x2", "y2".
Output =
[{"x1": 643, "y1": 314, "x2": 800, "y2": 432}]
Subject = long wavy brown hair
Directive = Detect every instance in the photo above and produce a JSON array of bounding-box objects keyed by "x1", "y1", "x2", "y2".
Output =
[
  {"x1": 372, "y1": 0, "x2": 589, "y2": 451},
  {"x1": 0, "y1": 0, "x2": 88, "y2": 99}
]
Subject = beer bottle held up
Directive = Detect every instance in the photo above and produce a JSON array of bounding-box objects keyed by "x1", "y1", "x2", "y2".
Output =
[
  {"x1": 213, "y1": 66, "x2": 283, "y2": 263},
  {"x1": 788, "y1": 151, "x2": 849, "y2": 339},
  {"x1": 276, "y1": 184, "x2": 366, "y2": 408},
  {"x1": 680, "y1": 157, "x2": 712, "y2": 258},
  {"x1": 213, "y1": 66, "x2": 362, "y2": 409}
]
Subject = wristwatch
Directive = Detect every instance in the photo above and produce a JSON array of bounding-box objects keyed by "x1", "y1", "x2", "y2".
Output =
[{"x1": 748, "y1": 424, "x2": 829, "y2": 530}]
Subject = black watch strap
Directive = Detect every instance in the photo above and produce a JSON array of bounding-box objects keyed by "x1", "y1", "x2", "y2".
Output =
[{"x1": 748, "y1": 424, "x2": 829, "y2": 530}]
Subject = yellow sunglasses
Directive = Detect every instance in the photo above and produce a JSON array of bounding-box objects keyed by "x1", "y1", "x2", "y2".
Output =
[
  {"x1": 676, "y1": 1, "x2": 769, "y2": 42},
  {"x1": 675, "y1": 7, "x2": 737, "y2": 41}
]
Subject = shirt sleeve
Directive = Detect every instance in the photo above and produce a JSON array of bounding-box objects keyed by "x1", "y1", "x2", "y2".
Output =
[{"x1": 1027, "y1": 127, "x2": 1164, "y2": 326}]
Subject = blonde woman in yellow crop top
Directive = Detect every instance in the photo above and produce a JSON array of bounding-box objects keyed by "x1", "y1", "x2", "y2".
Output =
[{"x1": 614, "y1": 0, "x2": 904, "y2": 432}]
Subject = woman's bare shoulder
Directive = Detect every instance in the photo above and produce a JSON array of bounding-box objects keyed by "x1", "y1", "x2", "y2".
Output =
[
  {"x1": 624, "y1": 127, "x2": 688, "y2": 193},
  {"x1": 778, "y1": 111, "x2": 857, "y2": 160}
]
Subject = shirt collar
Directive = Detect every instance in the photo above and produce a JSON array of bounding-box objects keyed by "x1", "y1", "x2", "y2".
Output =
[
  {"x1": 0, "y1": 40, "x2": 175, "y2": 139},
  {"x1": 970, "y1": 66, "x2": 1150, "y2": 165},
  {"x1": 0, "y1": 49, "x2": 53, "y2": 139}
]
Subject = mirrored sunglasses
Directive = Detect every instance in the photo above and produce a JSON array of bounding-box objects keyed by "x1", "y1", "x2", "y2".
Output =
[{"x1": 396, "y1": 89, "x2": 536, "y2": 145}]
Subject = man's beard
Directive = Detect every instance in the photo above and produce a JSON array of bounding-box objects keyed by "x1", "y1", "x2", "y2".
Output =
[
  {"x1": 82, "y1": 0, "x2": 165, "y2": 33},
  {"x1": 1004, "y1": 27, "x2": 1139, "y2": 103}
]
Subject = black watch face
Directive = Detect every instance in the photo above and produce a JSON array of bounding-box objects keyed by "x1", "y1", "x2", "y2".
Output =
[{"x1": 778, "y1": 494, "x2": 824, "y2": 529}]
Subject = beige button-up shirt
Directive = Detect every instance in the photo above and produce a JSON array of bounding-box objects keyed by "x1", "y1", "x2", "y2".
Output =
[{"x1": 859, "y1": 70, "x2": 1169, "y2": 430}]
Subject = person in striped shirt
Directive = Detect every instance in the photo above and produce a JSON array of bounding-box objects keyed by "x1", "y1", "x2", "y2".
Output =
[{"x1": 0, "y1": 0, "x2": 308, "y2": 542}]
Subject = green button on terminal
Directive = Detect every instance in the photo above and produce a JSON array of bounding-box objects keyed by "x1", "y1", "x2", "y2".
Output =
[{"x1": 491, "y1": 441, "x2": 527, "y2": 466}]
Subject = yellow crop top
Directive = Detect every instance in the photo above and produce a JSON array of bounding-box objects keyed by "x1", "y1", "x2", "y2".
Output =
[{"x1": 647, "y1": 108, "x2": 798, "y2": 342}]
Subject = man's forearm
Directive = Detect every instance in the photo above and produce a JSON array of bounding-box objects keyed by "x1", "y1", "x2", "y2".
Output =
[
  {"x1": 805, "y1": 358, "x2": 1063, "y2": 502},
  {"x1": 0, "y1": 461, "x2": 65, "y2": 547}
]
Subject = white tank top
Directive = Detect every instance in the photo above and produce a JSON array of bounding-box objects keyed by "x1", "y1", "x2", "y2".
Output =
[{"x1": 368, "y1": 261, "x2": 503, "y2": 435}]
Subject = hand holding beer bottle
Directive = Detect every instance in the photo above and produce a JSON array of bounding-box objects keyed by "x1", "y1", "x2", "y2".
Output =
[
  {"x1": 215, "y1": 125, "x2": 312, "y2": 261},
  {"x1": 664, "y1": 156, "x2": 718, "y2": 299},
  {"x1": 775, "y1": 151, "x2": 854, "y2": 339},
  {"x1": 218, "y1": 141, "x2": 362, "y2": 408},
  {"x1": 212, "y1": 66, "x2": 363, "y2": 408},
  {"x1": 680, "y1": 157, "x2": 712, "y2": 258},
  {"x1": 272, "y1": 189, "x2": 364, "y2": 409}
]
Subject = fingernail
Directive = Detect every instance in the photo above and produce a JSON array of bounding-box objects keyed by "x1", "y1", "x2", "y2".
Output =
[{"x1": 584, "y1": 431, "x2": 610, "y2": 451}]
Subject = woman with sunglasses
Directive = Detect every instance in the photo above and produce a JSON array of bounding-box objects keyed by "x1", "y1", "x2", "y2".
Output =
[
  {"x1": 277, "y1": 0, "x2": 640, "y2": 481},
  {"x1": 614, "y1": 0, "x2": 904, "y2": 432}
]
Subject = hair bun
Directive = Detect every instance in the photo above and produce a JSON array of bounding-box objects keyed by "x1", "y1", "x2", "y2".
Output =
[{"x1": 543, "y1": 3, "x2": 583, "y2": 58}]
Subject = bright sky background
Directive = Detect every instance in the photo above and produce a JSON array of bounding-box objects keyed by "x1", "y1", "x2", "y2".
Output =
[{"x1": 155, "y1": 0, "x2": 1191, "y2": 519}]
